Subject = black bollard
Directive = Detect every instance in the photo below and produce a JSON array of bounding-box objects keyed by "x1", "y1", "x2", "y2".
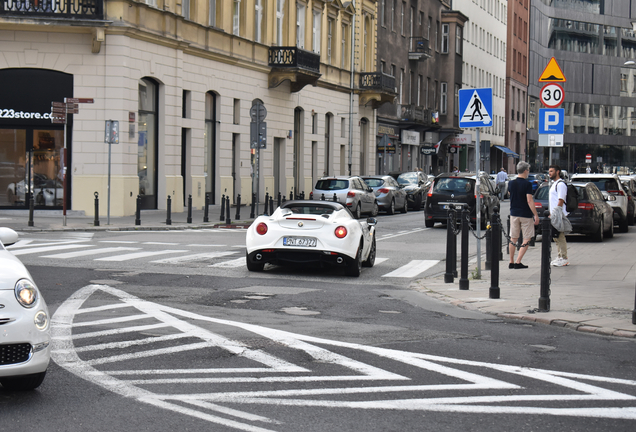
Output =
[
  {"x1": 166, "y1": 195, "x2": 172, "y2": 225},
  {"x1": 203, "y1": 192, "x2": 210, "y2": 222},
  {"x1": 277, "y1": 192, "x2": 282, "y2": 208},
  {"x1": 187, "y1": 194, "x2": 192, "y2": 224},
  {"x1": 539, "y1": 210, "x2": 551, "y2": 311},
  {"x1": 333, "y1": 193, "x2": 338, "y2": 202},
  {"x1": 459, "y1": 207, "x2": 470, "y2": 290},
  {"x1": 264, "y1": 193, "x2": 270, "y2": 215},
  {"x1": 225, "y1": 195, "x2": 231, "y2": 224},
  {"x1": 633, "y1": 279, "x2": 636, "y2": 325},
  {"x1": 235, "y1": 194, "x2": 241, "y2": 220},
  {"x1": 485, "y1": 224, "x2": 492, "y2": 271},
  {"x1": 135, "y1": 195, "x2": 141, "y2": 226},
  {"x1": 310, "y1": 192, "x2": 313, "y2": 200},
  {"x1": 489, "y1": 207, "x2": 500, "y2": 299},
  {"x1": 301, "y1": 191, "x2": 305, "y2": 199},
  {"x1": 220, "y1": 194, "x2": 226, "y2": 221},
  {"x1": 94, "y1": 192, "x2": 100, "y2": 226},
  {"x1": 321, "y1": 193, "x2": 325, "y2": 201},
  {"x1": 269, "y1": 195, "x2": 274, "y2": 215},
  {"x1": 28, "y1": 194, "x2": 34, "y2": 227},
  {"x1": 250, "y1": 193, "x2": 255, "y2": 219},
  {"x1": 282, "y1": 195, "x2": 286, "y2": 203},
  {"x1": 444, "y1": 207, "x2": 457, "y2": 283}
]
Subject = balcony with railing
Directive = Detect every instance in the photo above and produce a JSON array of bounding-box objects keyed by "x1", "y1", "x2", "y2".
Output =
[
  {"x1": 358, "y1": 72, "x2": 397, "y2": 108},
  {"x1": 409, "y1": 37, "x2": 432, "y2": 61},
  {"x1": 268, "y1": 47, "x2": 321, "y2": 92},
  {"x1": 0, "y1": 0, "x2": 103, "y2": 19},
  {"x1": 399, "y1": 104, "x2": 438, "y2": 127}
]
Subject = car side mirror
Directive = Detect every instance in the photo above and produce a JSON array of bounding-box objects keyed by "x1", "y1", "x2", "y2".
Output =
[
  {"x1": 367, "y1": 187, "x2": 373, "y2": 193},
  {"x1": 0, "y1": 228, "x2": 18, "y2": 247},
  {"x1": 366, "y1": 217, "x2": 377, "y2": 226}
]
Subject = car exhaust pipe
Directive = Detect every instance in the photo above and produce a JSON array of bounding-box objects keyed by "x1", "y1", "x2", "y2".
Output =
[
  {"x1": 255, "y1": 253, "x2": 263, "y2": 261},
  {"x1": 336, "y1": 257, "x2": 344, "y2": 264}
]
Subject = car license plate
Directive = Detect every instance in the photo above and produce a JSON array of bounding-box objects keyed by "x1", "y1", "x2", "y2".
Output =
[
  {"x1": 283, "y1": 237, "x2": 317, "y2": 247},
  {"x1": 443, "y1": 205, "x2": 450, "y2": 209}
]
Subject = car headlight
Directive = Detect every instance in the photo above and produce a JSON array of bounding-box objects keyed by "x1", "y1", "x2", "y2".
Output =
[
  {"x1": 15, "y1": 279, "x2": 38, "y2": 308},
  {"x1": 34, "y1": 310, "x2": 48, "y2": 330}
]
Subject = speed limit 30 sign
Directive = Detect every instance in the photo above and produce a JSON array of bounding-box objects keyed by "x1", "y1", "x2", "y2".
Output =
[{"x1": 540, "y1": 83, "x2": 564, "y2": 108}]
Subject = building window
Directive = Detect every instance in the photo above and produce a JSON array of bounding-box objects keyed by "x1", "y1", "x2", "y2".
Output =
[
  {"x1": 436, "y1": 20, "x2": 440, "y2": 52},
  {"x1": 456, "y1": 26, "x2": 462, "y2": 55},
  {"x1": 138, "y1": 78, "x2": 158, "y2": 206},
  {"x1": 401, "y1": 2, "x2": 405, "y2": 36},
  {"x1": 276, "y1": 0, "x2": 285, "y2": 46},
  {"x1": 440, "y1": 82, "x2": 447, "y2": 114},
  {"x1": 441, "y1": 23, "x2": 449, "y2": 53},
  {"x1": 233, "y1": 0, "x2": 241, "y2": 36},
  {"x1": 255, "y1": 0, "x2": 263, "y2": 42},
  {"x1": 233, "y1": 98, "x2": 240, "y2": 125},
  {"x1": 182, "y1": 0, "x2": 190, "y2": 19},
  {"x1": 454, "y1": 84, "x2": 459, "y2": 116},
  {"x1": 380, "y1": 0, "x2": 385, "y2": 27},
  {"x1": 363, "y1": 17, "x2": 368, "y2": 70},
  {"x1": 327, "y1": 18, "x2": 334, "y2": 64},
  {"x1": 512, "y1": 48, "x2": 516, "y2": 71},
  {"x1": 621, "y1": 73, "x2": 628, "y2": 92},
  {"x1": 209, "y1": 0, "x2": 216, "y2": 26},
  {"x1": 409, "y1": 71, "x2": 414, "y2": 104},
  {"x1": 410, "y1": 7, "x2": 414, "y2": 37},
  {"x1": 418, "y1": 75, "x2": 422, "y2": 106},
  {"x1": 427, "y1": 17, "x2": 431, "y2": 40},
  {"x1": 342, "y1": 23, "x2": 347, "y2": 68},
  {"x1": 400, "y1": 68, "x2": 404, "y2": 104},
  {"x1": 296, "y1": 3, "x2": 306, "y2": 49},
  {"x1": 312, "y1": 10, "x2": 321, "y2": 53},
  {"x1": 391, "y1": 0, "x2": 395, "y2": 32}
]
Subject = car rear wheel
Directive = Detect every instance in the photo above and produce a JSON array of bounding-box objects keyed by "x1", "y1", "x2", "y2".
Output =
[
  {"x1": 592, "y1": 219, "x2": 604, "y2": 242},
  {"x1": 628, "y1": 211, "x2": 635, "y2": 226},
  {"x1": 371, "y1": 201, "x2": 379, "y2": 217},
  {"x1": 414, "y1": 195, "x2": 423, "y2": 211},
  {"x1": 619, "y1": 216, "x2": 629, "y2": 233},
  {"x1": 246, "y1": 252, "x2": 264, "y2": 272},
  {"x1": 345, "y1": 244, "x2": 362, "y2": 277},
  {"x1": 387, "y1": 199, "x2": 395, "y2": 215},
  {"x1": 604, "y1": 217, "x2": 614, "y2": 238},
  {"x1": 354, "y1": 203, "x2": 362, "y2": 219},
  {"x1": 362, "y1": 237, "x2": 376, "y2": 268},
  {"x1": 401, "y1": 199, "x2": 408, "y2": 214},
  {"x1": 0, "y1": 371, "x2": 46, "y2": 391}
]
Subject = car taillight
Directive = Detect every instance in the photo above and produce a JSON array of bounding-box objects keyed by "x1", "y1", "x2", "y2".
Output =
[
  {"x1": 475, "y1": 194, "x2": 484, "y2": 199},
  {"x1": 378, "y1": 188, "x2": 390, "y2": 194},
  {"x1": 427, "y1": 181, "x2": 434, "y2": 197},
  {"x1": 534, "y1": 203, "x2": 543, "y2": 209},
  {"x1": 347, "y1": 191, "x2": 356, "y2": 198},
  {"x1": 334, "y1": 226, "x2": 347, "y2": 238},
  {"x1": 256, "y1": 222, "x2": 268, "y2": 235},
  {"x1": 578, "y1": 203, "x2": 594, "y2": 210},
  {"x1": 608, "y1": 190, "x2": 624, "y2": 196}
]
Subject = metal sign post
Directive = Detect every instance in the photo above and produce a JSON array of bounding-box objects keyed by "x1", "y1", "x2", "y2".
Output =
[
  {"x1": 250, "y1": 102, "x2": 267, "y2": 214},
  {"x1": 104, "y1": 120, "x2": 119, "y2": 225}
]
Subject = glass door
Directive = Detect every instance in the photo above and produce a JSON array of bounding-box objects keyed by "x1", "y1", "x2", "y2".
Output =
[
  {"x1": 0, "y1": 129, "x2": 27, "y2": 207},
  {"x1": 32, "y1": 129, "x2": 64, "y2": 207}
]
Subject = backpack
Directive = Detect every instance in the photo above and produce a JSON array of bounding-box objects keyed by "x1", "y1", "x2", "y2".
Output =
[{"x1": 557, "y1": 180, "x2": 578, "y2": 213}]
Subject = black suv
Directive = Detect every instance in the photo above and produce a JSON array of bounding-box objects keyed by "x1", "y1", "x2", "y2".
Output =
[
  {"x1": 424, "y1": 172, "x2": 500, "y2": 229},
  {"x1": 389, "y1": 171, "x2": 430, "y2": 211}
]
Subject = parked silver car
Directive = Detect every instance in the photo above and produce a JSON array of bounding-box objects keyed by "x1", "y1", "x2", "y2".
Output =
[
  {"x1": 312, "y1": 176, "x2": 378, "y2": 219},
  {"x1": 362, "y1": 175, "x2": 408, "y2": 214}
]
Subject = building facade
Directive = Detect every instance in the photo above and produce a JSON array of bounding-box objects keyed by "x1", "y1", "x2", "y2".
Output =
[
  {"x1": 375, "y1": 0, "x2": 467, "y2": 175},
  {"x1": 0, "y1": 0, "x2": 377, "y2": 216},
  {"x1": 527, "y1": 0, "x2": 636, "y2": 174}
]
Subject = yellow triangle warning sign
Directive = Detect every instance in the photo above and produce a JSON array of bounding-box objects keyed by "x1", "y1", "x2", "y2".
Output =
[{"x1": 539, "y1": 57, "x2": 566, "y2": 82}]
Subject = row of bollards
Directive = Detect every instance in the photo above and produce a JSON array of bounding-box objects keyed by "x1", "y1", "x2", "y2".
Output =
[{"x1": 443, "y1": 206, "x2": 552, "y2": 311}]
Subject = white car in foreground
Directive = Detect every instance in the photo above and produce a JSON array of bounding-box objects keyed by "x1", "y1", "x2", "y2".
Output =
[
  {"x1": 0, "y1": 228, "x2": 50, "y2": 390},
  {"x1": 246, "y1": 200, "x2": 377, "y2": 277}
]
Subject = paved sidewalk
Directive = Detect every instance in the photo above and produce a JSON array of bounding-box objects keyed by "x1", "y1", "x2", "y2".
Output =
[
  {"x1": 414, "y1": 231, "x2": 636, "y2": 339},
  {"x1": 2, "y1": 207, "x2": 635, "y2": 338}
]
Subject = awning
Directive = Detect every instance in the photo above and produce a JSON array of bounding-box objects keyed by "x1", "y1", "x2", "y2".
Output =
[{"x1": 494, "y1": 145, "x2": 519, "y2": 158}]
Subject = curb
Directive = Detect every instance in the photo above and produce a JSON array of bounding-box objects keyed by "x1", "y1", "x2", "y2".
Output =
[{"x1": 12, "y1": 223, "x2": 253, "y2": 232}]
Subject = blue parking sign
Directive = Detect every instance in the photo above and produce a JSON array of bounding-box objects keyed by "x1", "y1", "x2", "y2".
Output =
[
  {"x1": 459, "y1": 88, "x2": 493, "y2": 128},
  {"x1": 538, "y1": 108, "x2": 564, "y2": 135}
]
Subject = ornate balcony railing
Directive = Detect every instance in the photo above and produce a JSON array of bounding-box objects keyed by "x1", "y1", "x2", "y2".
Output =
[
  {"x1": 399, "y1": 104, "x2": 433, "y2": 125},
  {"x1": 360, "y1": 72, "x2": 396, "y2": 93},
  {"x1": 268, "y1": 47, "x2": 320, "y2": 74},
  {"x1": 409, "y1": 37, "x2": 431, "y2": 60},
  {"x1": 0, "y1": 0, "x2": 103, "y2": 19}
]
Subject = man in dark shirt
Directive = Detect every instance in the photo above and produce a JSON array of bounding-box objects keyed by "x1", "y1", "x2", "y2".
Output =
[{"x1": 507, "y1": 161, "x2": 539, "y2": 269}]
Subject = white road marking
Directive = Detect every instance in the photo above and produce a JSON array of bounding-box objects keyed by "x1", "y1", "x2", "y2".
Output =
[
  {"x1": 7, "y1": 239, "x2": 90, "y2": 249},
  {"x1": 51, "y1": 285, "x2": 636, "y2": 432},
  {"x1": 10, "y1": 244, "x2": 92, "y2": 256},
  {"x1": 376, "y1": 228, "x2": 428, "y2": 241},
  {"x1": 95, "y1": 250, "x2": 189, "y2": 261},
  {"x1": 210, "y1": 257, "x2": 246, "y2": 268},
  {"x1": 232, "y1": 245, "x2": 246, "y2": 248},
  {"x1": 143, "y1": 242, "x2": 180, "y2": 245},
  {"x1": 381, "y1": 260, "x2": 439, "y2": 278},
  {"x1": 374, "y1": 258, "x2": 389, "y2": 265},
  {"x1": 187, "y1": 244, "x2": 227, "y2": 247},
  {"x1": 99, "y1": 240, "x2": 139, "y2": 244},
  {"x1": 151, "y1": 251, "x2": 237, "y2": 264},
  {"x1": 41, "y1": 247, "x2": 141, "y2": 259}
]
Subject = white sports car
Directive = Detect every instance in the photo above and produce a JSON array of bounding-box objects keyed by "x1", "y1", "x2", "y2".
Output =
[
  {"x1": 246, "y1": 200, "x2": 377, "y2": 277},
  {"x1": 0, "y1": 228, "x2": 51, "y2": 390}
]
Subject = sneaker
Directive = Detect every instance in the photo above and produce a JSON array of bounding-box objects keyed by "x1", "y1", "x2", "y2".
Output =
[
  {"x1": 551, "y1": 258, "x2": 562, "y2": 266},
  {"x1": 554, "y1": 258, "x2": 569, "y2": 267},
  {"x1": 514, "y1": 263, "x2": 528, "y2": 269},
  {"x1": 509, "y1": 263, "x2": 515, "y2": 269}
]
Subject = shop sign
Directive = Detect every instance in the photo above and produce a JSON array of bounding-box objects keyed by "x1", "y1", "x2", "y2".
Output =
[
  {"x1": 420, "y1": 145, "x2": 436, "y2": 155},
  {"x1": 445, "y1": 134, "x2": 472, "y2": 145},
  {"x1": 401, "y1": 130, "x2": 420, "y2": 145},
  {"x1": 0, "y1": 109, "x2": 53, "y2": 120},
  {"x1": 377, "y1": 124, "x2": 399, "y2": 139}
]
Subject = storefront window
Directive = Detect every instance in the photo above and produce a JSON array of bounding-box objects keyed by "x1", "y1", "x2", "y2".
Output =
[
  {"x1": 0, "y1": 129, "x2": 26, "y2": 207},
  {"x1": 138, "y1": 78, "x2": 158, "y2": 208}
]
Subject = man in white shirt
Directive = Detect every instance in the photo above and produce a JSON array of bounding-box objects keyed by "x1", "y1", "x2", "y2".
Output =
[
  {"x1": 549, "y1": 165, "x2": 569, "y2": 267},
  {"x1": 495, "y1": 167, "x2": 508, "y2": 200}
]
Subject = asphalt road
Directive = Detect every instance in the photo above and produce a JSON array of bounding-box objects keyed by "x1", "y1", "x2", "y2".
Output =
[{"x1": 2, "y1": 208, "x2": 636, "y2": 431}]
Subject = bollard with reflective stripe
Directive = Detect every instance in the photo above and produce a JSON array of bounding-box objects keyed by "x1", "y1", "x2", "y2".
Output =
[
  {"x1": 539, "y1": 210, "x2": 551, "y2": 311},
  {"x1": 135, "y1": 195, "x2": 141, "y2": 226},
  {"x1": 235, "y1": 194, "x2": 241, "y2": 220},
  {"x1": 94, "y1": 192, "x2": 100, "y2": 227},
  {"x1": 203, "y1": 192, "x2": 210, "y2": 222}
]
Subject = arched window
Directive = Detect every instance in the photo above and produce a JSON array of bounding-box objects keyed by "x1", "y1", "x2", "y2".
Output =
[{"x1": 138, "y1": 78, "x2": 158, "y2": 209}]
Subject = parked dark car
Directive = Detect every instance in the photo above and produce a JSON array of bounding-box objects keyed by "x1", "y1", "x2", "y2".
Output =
[
  {"x1": 362, "y1": 175, "x2": 408, "y2": 214},
  {"x1": 533, "y1": 182, "x2": 614, "y2": 241},
  {"x1": 527, "y1": 173, "x2": 546, "y2": 191},
  {"x1": 389, "y1": 171, "x2": 430, "y2": 211},
  {"x1": 424, "y1": 172, "x2": 500, "y2": 229},
  {"x1": 619, "y1": 176, "x2": 636, "y2": 226}
]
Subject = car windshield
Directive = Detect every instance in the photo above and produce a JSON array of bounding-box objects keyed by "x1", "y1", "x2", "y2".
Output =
[
  {"x1": 363, "y1": 178, "x2": 385, "y2": 188},
  {"x1": 315, "y1": 179, "x2": 349, "y2": 190},
  {"x1": 285, "y1": 205, "x2": 336, "y2": 216},
  {"x1": 573, "y1": 178, "x2": 619, "y2": 192},
  {"x1": 397, "y1": 173, "x2": 418, "y2": 185},
  {"x1": 433, "y1": 177, "x2": 473, "y2": 193},
  {"x1": 535, "y1": 186, "x2": 549, "y2": 200}
]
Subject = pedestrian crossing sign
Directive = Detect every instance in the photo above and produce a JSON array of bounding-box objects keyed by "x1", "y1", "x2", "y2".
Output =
[{"x1": 458, "y1": 88, "x2": 493, "y2": 128}]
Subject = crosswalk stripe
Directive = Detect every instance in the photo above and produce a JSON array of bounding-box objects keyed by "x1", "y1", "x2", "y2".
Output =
[
  {"x1": 99, "y1": 240, "x2": 139, "y2": 244},
  {"x1": 210, "y1": 257, "x2": 245, "y2": 268},
  {"x1": 11, "y1": 244, "x2": 92, "y2": 256},
  {"x1": 381, "y1": 260, "x2": 439, "y2": 278},
  {"x1": 41, "y1": 247, "x2": 141, "y2": 259},
  {"x1": 95, "y1": 250, "x2": 189, "y2": 262},
  {"x1": 374, "y1": 258, "x2": 389, "y2": 265},
  {"x1": 150, "y1": 251, "x2": 237, "y2": 264}
]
